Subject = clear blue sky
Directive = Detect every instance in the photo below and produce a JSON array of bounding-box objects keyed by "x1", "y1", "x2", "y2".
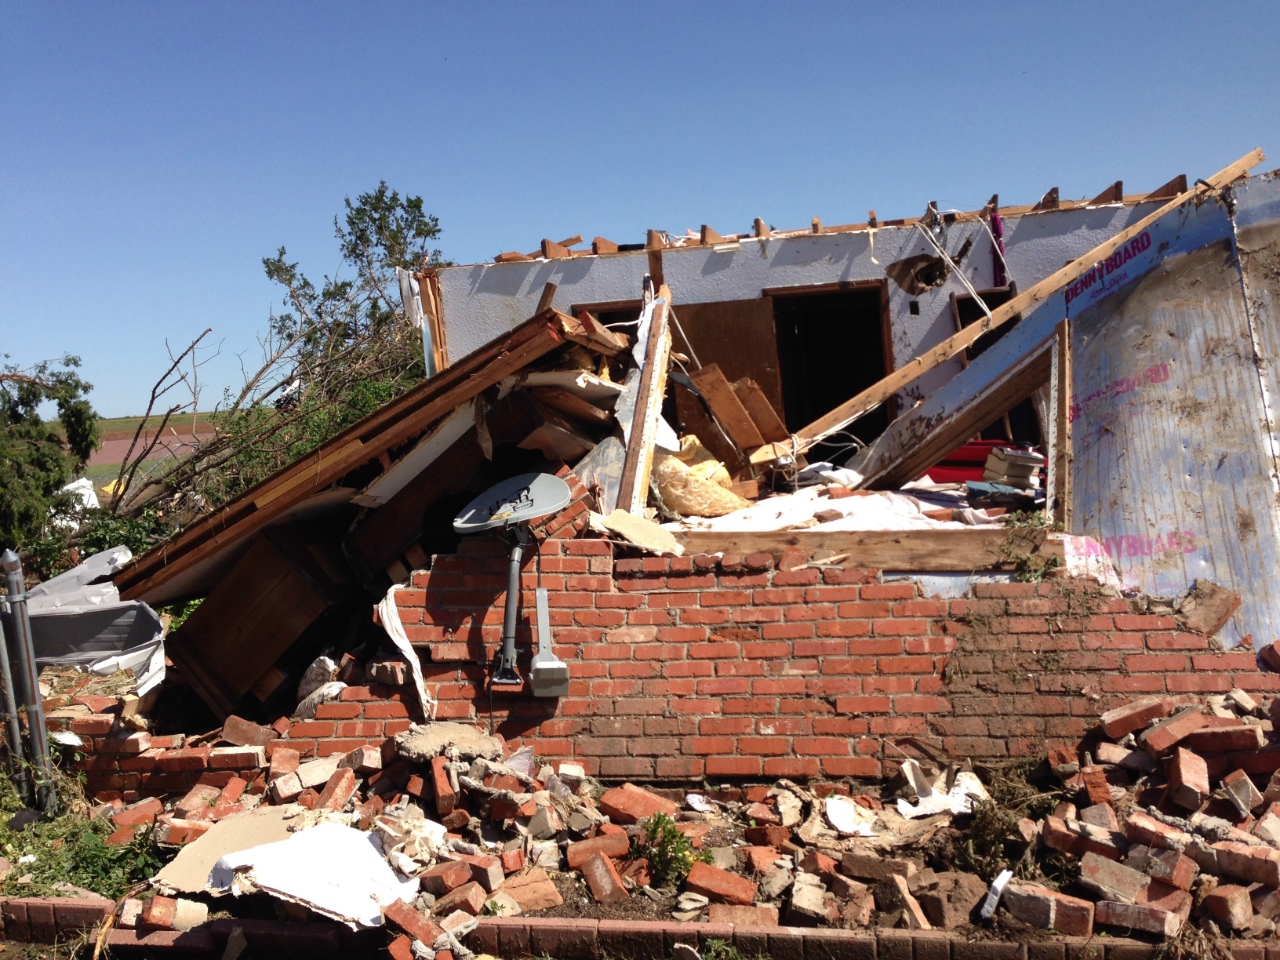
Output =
[{"x1": 3, "y1": 1, "x2": 1277, "y2": 418}]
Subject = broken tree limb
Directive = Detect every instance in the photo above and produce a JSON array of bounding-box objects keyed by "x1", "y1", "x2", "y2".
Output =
[
  {"x1": 615, "y1": 285, "x2": 673, "y2": 515},
  {"x1": 116, "y1": 308, "x2": 578, "y2": 602},
  {"x1": 747, "y1": 148, "x2": 1265, "y2": 467}
]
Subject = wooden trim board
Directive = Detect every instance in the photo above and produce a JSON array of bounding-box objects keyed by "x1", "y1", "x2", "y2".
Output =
[{"x1": 672, "y1": 527, "x2": 1063, "y2": 571}]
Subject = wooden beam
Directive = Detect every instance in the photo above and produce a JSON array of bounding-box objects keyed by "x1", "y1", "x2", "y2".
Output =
[
  {"x1": 530, "y1": 386, "x2": 614, "y2": 427},
  {"x1": 812, "y1": 217, "x2": 822, "y2": 234},
  {"x1": 867, "y1": 210, "x2": 877, "y2": 228},
  {"x1": 495, "y1": 251, "x2": 532, "y2": 263},
  {"x1": 867, "y1": 338, "x2": 1053, "y2": 489},
  {"x1": 748, "y1": 149, "x2": 1265, "y2": 466},
  {"x1": 688, "y1": 364, "x2": 765, "y2": 450},
  {"x1": 646, "y1": 230, "x2": 666, "y2": 250},
  {"x1": 616, "y1": 285, "x2": 673, "y2": 514},
  {"x1": 754, "y1": 218, "x2": 771, "y2": 239},
  {"x1": 672, "y1": 527, "x2": 1064, "y2": 572},
  {"x1": 536, "y1": 282, "x2": 558, "y2": 314},
  {"x1": 700, "y1": 224, "x2": 726, "y2": 245},
  {"x1": 1032, "y1": 187, "x2": 1060, "y2": 212},
  {"x1": 557, "y1": 235, "x2": 583, "y2": 248},
  {"x1": 560, "y1": 310, "x2": 626, "y2": 356},
  {"x1": 731, "y1": 378, "x2": 789, "y2": 443},
  {"x1": 1089, "y1": 181, "x2": 1123, "y2": 205},
  {"x1": 541, "y1": 238, "x2": 571, "y2": 259},
  {"x1": 1144, "y1": 174, "x2": 1187, "y2": 201},
  {"x1": 592, "y1": 236, "x2": 619, "y2": 254}
]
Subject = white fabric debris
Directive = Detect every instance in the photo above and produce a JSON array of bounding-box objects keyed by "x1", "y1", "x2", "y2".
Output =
[
  {"x1": 378, "y1": 586, "x2": 437, "y2": 720},
  {"x1": 825, "y1": 795, "x2": 876, "y2": 836},
  {"x1": 208, "y1": 822, "x2": 418, "y2": 928},
  {"x1": 897, "y1": 771, "x2": 991, "y2": 819},
  {"x1": 666, "y1": 486, "x2": 986, "y2": 534}
]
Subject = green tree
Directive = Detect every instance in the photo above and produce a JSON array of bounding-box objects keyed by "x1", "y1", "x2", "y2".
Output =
[
  {"x1": 0, "y1": 357, "x2": 98, "y2": 560},
  {"x1": 27, "y1": 183, "x2": 446, "y2": 576}
]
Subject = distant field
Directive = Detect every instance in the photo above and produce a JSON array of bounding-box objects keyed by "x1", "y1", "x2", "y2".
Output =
[{"x1": 96, "y1": 413, "x2": 215, "y2": 441}]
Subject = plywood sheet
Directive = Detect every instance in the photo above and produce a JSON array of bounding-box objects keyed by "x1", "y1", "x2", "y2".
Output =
[{"x1": 670, "y1": 298, "x2": 784, "y2": 418}]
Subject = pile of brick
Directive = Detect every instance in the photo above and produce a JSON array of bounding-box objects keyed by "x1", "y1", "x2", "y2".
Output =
[{"x1": 1005, "y1": 682, "x2": 1280, "y2": 939}]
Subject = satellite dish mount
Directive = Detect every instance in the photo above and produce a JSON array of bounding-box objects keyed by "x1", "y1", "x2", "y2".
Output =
[{"x1": 452, "y1": 473, "x2": 573, "y2": 690}]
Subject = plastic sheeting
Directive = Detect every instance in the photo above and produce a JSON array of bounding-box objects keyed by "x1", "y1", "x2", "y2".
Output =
[{"x1": 24, "y1": 546, "x2": 166, "y2": 694}]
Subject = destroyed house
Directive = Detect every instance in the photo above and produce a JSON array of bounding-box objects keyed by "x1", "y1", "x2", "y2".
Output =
[{"x1": 105, "y1": 150, "x2": 1280, "y2": 785}]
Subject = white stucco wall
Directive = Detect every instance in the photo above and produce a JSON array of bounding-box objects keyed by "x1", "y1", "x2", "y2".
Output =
[{"x1": 435, "y1": 202, "x2": 1164, "y2": 408}]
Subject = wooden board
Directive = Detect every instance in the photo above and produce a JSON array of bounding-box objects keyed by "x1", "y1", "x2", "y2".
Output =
[
  {"x1": 616, "y1": 288, "x2": 673, "y2": 514},
  {"x1": 668, "y1": 299, "x2": 784, "y2": 417},
  {"x1": 165, "y1": 535, "x2": 334, "y2": 717},
  {"x1": 673, "y1": 527, "x2": 1063, "y2": 572},
  {"x1": 748, "y1": 149, "x2": 1266, "y2": 467},
  {"x1": 117, "y1": 308, "x2": 573, "y2": 602},
  {"x1": 868, "y1": 340, "x2": 1053, "y2": 489},
  {"x1": 688, "y1": 363, "x2": 765, "y2": 450},
  {"x1": 731, "y1": 377, "x2": 789, "y2": 443},
  {"x1": 530, "y1": 386, "x2": 613, "y2": 426}
]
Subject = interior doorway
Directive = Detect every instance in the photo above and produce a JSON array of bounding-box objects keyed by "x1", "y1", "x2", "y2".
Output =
[{"x1": 770, "y1": 283, "x2": 892, "y2": 463}]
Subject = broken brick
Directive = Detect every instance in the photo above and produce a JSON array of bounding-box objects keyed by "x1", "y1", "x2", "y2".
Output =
[
  {"x1": 597, "y1": 783, "x2": 678, "y2": 824},
  {"x1": 221, "y1": 715, "x2": 277, "y2": 748},
  {"x1": 500, "y1": 848, "x2": 525, "y2": 874},
  {"x1": 430, "y1": 755, "x2": 456, "y2": 815},
  {"x1": 433, "y1": 880, "x2": 486, "y2": 916},
  {"x1": 1140, "y1": 709, "x2": 1207, "y2": 755},
  {"x1": 1095, "y1": 900, "x2": 1182, "y2": 936},
  {"x1": 420, "y1": 860, "x2": 472, "y2": 895},
  {"x1": 1184, "y1": 725, "x2": 1266, "y2": 754},
  {"x1": 1078, "y1": 852, "x2": 1148, "y2": 903},
  {"x1": 1079, "y1": 766, "x2": 1113, "y2": 806},
  {"x1": 383, "y1": 899, "x2": 444, "y2": 944},
  {"x1": 1125, "y1": 810, "x2": 1194, "y2": 850},
  {"x1": 1079, "y1": 803, "x2": 1119, "y2": 831},
  {"x1": 685, "y1": 861, "x2": 758, "y2": 905},
  {"x1": 1204, "y1": 883, "x2": 1253, "y2": 931},
  {"x1": 567, "y1": 833, "x2": 630, "y2": 869},
  {"x1": 581, "y1": 850, "x2": 628, "y2": 904},
  {"x1": 317, "y1": 768, "x2": 357, "y2": 812},
  {"x1": 112, "y1": 797, "x2": 162, "y2": 829},
  {"x1": 268, "y1": 746, "x2": 300, "y2": 781},
  {"x1": 1004, "y1": 882, "x2": 1094, "y2": 937},
  {"x1": 1100, "y1": 696, "x2": 1171, "y2": 738},
  {"x1": 140, "y1": 895, "x2": 177, "y2": 929},
  {"x1": 269, "y1": 772, "x2": 303, "y2": 804},
  {"x1": 1167, "y1": 746, "x2": 1209, "y2": 809}
]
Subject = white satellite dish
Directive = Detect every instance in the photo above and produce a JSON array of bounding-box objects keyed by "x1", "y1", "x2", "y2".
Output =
[{"x1": 453, "y1": 473, "x2": 572, "y2": 691}]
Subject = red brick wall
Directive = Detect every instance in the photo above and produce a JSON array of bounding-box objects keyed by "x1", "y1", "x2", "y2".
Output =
[
  {"x1": 389, "y1": 535, "x2": 1276, "y2": 781},
  {"x1": 62, "y1": 527, "x2": 1278, "y2": 802}
]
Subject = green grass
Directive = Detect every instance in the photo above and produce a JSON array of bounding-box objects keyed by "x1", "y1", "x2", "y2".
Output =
[{"x1": 0, "y1": 751, "x2": 174, "y2": 900}]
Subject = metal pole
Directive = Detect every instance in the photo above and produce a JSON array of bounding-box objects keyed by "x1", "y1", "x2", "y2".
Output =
[
  {"x1": 0, "y1": 615, "x2": 30, "y2": 803},
  {"x1": 492, "y1": 528, "x2": 526, "y2": 685},
  {"x1": 1, "y1": 551, "x2": 55, "y2": 813}
]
